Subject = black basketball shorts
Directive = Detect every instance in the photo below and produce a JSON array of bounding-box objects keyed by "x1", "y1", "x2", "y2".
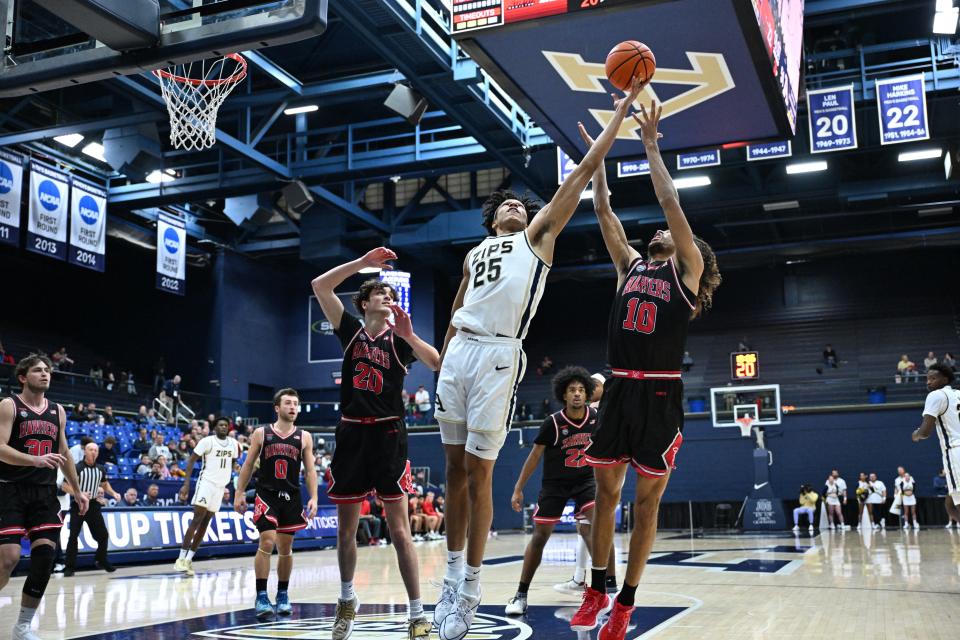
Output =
[
  {"x1": 253, "y1": 488, "x2": 307, "y2": 535},
  {"x1": 0, "y1": 483, "x2": 63, "y2": 545},
  {"x1": 327, "y1": 418, "x2": 411, "y2": 504},
  {"x1": 533, "y1": 478, "x2": 597, "y2": 525},
  {"x1": 585, "y1": 378, "x2": 684, "y2": 478}
]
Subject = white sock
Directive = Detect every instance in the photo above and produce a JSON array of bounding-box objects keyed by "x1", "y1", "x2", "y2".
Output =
[
  {"x1": 17, "y1": 606, "x2": 36, "y2": 627},
  {"x1": 574, "y1": 535, "x2": 590, "y2": 582},
  {"x1": 445, "y1": 550, "x2": 464, "y2": 583},
  {"x1": 340, "y1": 581, "x2": 355, "y2": 602},
  {"x1": 408, "y1": 598, "x2": 424, "y2": 619},
  {"x1": 462, "y1": 564, "x2": 481, "y2": 599},
  {"x1": 178, "y1": 549, "x2": 188, "y2": 561},
  {"x1": 185, "y1": 550, "x2": 196, "y2": 561}
]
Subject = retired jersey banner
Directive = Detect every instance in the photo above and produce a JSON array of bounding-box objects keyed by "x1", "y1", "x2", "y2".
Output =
[
  {"x1": 0, "y1": 149, "x2": 24, "y2": 247},
  {"x1": 807, "y1": 85, "x2": 857, "y2": 154},
  {"x1": 68, "y1": 179, "x2": 106, "y2": 271},
  {"x1": 747, "y1": 140, "x2": 792, "y2": 161},
  {"x1": 617, "y1": 158, "x2": 650, "y2": 177},
  {"x1": 156, "y1": 212, "x2": 186, "y2": 296},
  {"x1": 876, "y1": 74, "x2": 929, "y2": 145},
  {"x1": 27, "y1": 161, "x2": 69, "y2": 260}
]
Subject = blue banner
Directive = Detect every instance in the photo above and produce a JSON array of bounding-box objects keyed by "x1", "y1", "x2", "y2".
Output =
[
  {"x1": 156, "y1": 213, "x2": 186, "y2": 295},
  {"x1": 0, "y1": 149, "x2": 23, "y2": 247},
  {"x1": 617, "y1": 158, "x2": 650, "y2": 177},
  {"x1": 807, "y1": 85, "x2": 857, "y2": 153},
  {"x1": 677, "y1": 149, "x2": 721, "y2": 170},
  {"x1": 557, "y1": 147, "x2": 575, "y2": 185},
  {"x1": 747, "y1": 140, "x2": 792, "y2": 161},
  {"x1": 380, "y1": 270, "x2": 411, "y2": 315},
  {"x1": 27, "y1": 161, "x2": 69, "y2": 260},
  {"x1": 68, "y1": 179, "x2": 107, "y2": 272},
  {"x1": 875, "y1": 74, "x2": 929, "y2": 146}
]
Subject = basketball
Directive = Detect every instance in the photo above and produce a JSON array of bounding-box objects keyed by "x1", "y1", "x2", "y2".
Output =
[{"x1": 605, "y1": 40, "x2": 656, "y2": 91}]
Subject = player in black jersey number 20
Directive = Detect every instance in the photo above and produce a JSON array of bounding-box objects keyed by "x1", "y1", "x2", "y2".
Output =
[
  {"x1": 571, "y1": 105, "x2": 721, "y2": 640},
  {"x1": 312, "y1": 247, "x2": 440, "y2": 640},
  {"x1": 504, "y1": 367, "x2": 617, "y2": 616},
  {"x1": 0, "y1": 355, "x2": 89, "y2": 640},
  {"x1": 235, "y1": 388, "x2": 319, "y2": 622}
]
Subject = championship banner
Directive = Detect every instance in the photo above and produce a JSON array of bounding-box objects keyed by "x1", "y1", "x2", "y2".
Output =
[
  {"x1": 617, "y1": 158, "x2": 650, "y2": 178},
  {"x1": 27, "y1": 161, "x2": 69, "y2": 260},
  {"x1": 876, "y1": 74, "x2": 929, "y2": 145},
  {"x1": 0, "y1": 149, "x2": 24, "y2": 247},
  {"x1": 677, "y1": 149, "x2": 721, "y2": 170},
  {"x1": 156, "y1": 212, "x2": 186, "y2": 295},
  {"x1": 807, "y1": 85, "x2": 857, "y2": 154},
  {"x1": 68, "y1": 179, "x2": 106, "y2": 271},
  {"x1": 747, "y1": 140, "x2": 792, "y2": 161},
  {"x1": 380, "y1": 269, "x2": 411, "y2": 314}
]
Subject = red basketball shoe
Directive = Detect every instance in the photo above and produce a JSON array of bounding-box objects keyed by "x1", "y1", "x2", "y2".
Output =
[
  {"x1": 598, "y1": 600, "x2": 635, "y2": 640},
  {"x1": 569, "y1": 587, "x2": 613, "y2": 631}
]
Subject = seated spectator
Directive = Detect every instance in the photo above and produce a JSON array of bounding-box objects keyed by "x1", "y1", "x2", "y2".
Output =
[
  {"x1": 897, "y1": 354, "x2": 919, "y2": 381},
  {"x1": 222, "y1": 488, "x2": 232, "y2": 508},
  {"x1": 141, "y1": 484, "x2": 162, "y2": 506},
  {"x1": 136, "y1": 454, "x2": 153, "y2": 476},
  {"x1": 84, "y1": 402, "x2": 99, "y2": 422},
  {"x1": 155, "y1": 456, "x2": 173, "y2": 480},
  {"x1": 132, "y1": 428, "x2": 152, "y2": 454},
  {"x1": 97, "y1": 437, "x2": 119, "y2": 466},
  {"x1": 175, "y1": 485, "x2": 191, "y2": 506},
  {"x1": 166, "y1": 439, "x2": 180, "y2": 460},
  {"x1": 148, "y1": 462, "x2": 165, "y2": 480},
  {"x1": 51, "y1": 346, "x2": 74, "y2": 372},
  {"x1": 923, "y1": 351, "x2": 938, "y2": 372},
  {"x1": 102, "y1": 405, "x2": 116, "y2": 425},
  {"x1": 174, "y1": 440, "x2": 191, "y2": 464},
  {"x1": 409, "y1": 494, "x2": 425, "y2": 542},
  {"x1": 149, "y1": 433, "x2": 171, "y2": 460},
  {"x1": 792, "y1": 484, "x2": 819, "y2": 532},
  {"x1": 370, "y1": 496, "x2": 389, "y2": 545},
  {"x1": 121, "y1": 488, "x2": 139, "y2": 507},
  {"x1": 358, "y1": 497, "x2": 382, "y2": 546},
  {"x1": 68, "y1": 402, "x2": 86, "y2": 422},
  {"x1": 944, "y1": 352, "x2": 957, "y2": 372},
  {"x1": 822, "y1": 344, "x2": 838, "y2": 368},
  {"x1": 682, "y1": 351, "x2": 695, "y2": 372},
  {"x1": 0, "y1": 340, "x2": 14, "y2": 365},
  {"x1": 70, "y1": 436, "x2": 94, "y2": 464},
  {"x1": 421, "y1": 491, "x2": 443, "y2": 540}
]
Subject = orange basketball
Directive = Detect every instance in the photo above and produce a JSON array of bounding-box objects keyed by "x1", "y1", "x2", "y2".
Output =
[{"x1": 605, "y1": 40, "x2": 656, "y2": 92}]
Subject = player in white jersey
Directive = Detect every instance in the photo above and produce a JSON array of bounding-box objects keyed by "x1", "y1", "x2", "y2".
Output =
[
  {"x1": 434, "y1": 77, "x2": 647, "y2": 639},
  {"x1": 912, "y1": 364, "x2": 960, "y2": 524},
  {"x1": 175, "y1": 417, "x2": 240, "y2": 576}
]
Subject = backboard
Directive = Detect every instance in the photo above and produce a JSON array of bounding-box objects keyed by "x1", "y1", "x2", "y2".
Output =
[
  {"x1": 710, "y1": 384, "x2": 781, "y2": 428},
  {"x1": 0, "y1": 0, "x2": 328, "y2": 97}
]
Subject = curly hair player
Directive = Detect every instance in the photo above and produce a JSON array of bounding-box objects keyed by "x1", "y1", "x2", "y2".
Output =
[
  {"x1": 571, "y1": 101, "x2": 721, "y2": 640},
  {"x1": 433, "y1": 76, "x2": 648, "y2": 640}
]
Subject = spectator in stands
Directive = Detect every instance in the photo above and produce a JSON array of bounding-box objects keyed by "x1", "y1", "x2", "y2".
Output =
[
  {"x1": 358, "y1": 498, "x2": 382, "y2": 546},
  {"x1": 51, "y1": 346, "x2": 74, "y2": 372},
  {"x1": 148, "y1": 462, "x2": 164, "y2": 480},
  {"x1": 822, "y1": 344, "x2": 838, "y2": 369},
  {"x1": 97, "y1": 437, "x2": 119, "y2": 466},
  {"x1": 737, "y1": 336, "x2": 751, "y2": 351},
  {"x1": 421, "y1": 491, "x2": 443, "y2": 540},
  {"x1": 415, "y1": 384, "x2": 432, "y2": 425},
  {"x1": 164, "y1": 373, "x2": 182, "y2": 415},
  {"x1": 69, "y1": 402, "x2": 85, "y2": 422},
  {"x1": 175, "y1": 485, "x2": 191, "y2": 506},
  {"x1": 136, "y1": 454, "x2": 153, "y2": 476},
  {"x1": 102, "y1": 405, "x2": 116, "y2": 425},
  {"x1": 156, "y1": 456, "x2": 173, "y2": 480},
  {"x1": 121, "y1": 488, "x2": 139, "y2": 507},
  {"x1": 222, "y1": 488, "x2": 233, "y2": 508},
  {"x1": 84, "y1": 402, "x2": 99, "y2": 421},
  {"x1": 105, "y1": 370, "x2": 116, "y2": 392},
  {"x1": 149, "y1": 432, "x2": 171, "y2": 460},
  {"x1": 126, "y1": 371, "x2": 137, "y2": 395},
  {"x1": 89, "y1": 363, "x2": 103, "y2": 389},
  {"x1": 0, "y1": 340, "x2": 14, "y2": 365},
  {"x1": 136, "y1": 405, "x2": 149, "y2": 425},
  {"x1": 70, "y1": 436, "x2": 94, "y2": 464},
  {"x1": 943, "y1": 352, "x2": 957, "y2": 372},
  {"x1": 173, "y1": 440, "x2": 191, "y2": 464},
  {"x1": 133, "y1": 428, "x2": 151, "y2": 455},
  {"x1": 167, "y1": 438, "x2": 180, "y2": 459},
  {"x1": 923, "y1": 351, "x2": 938, "y2": 372},
  {"x1": 409, "y1": 493, "x2": 426, "y2": 542},
  {"x1": 315, "y1": 437, "x2": 327, "y2": 456},
  {"x1": 682, "y1": 351, "x2": 694, "y2": 372},
  {"x1": 792, "y1": 484, "x2": 819, "y2": 532},
  {"x1": 541, "y1": 398, "x2": 551, "y2": 418},
  {"x1": 370, "y1": 496, "x2": 389, "y2": 545},
  {"x1": 142, "y1": 484, "x2": 162, "y2": 506},
  {"x1": 537, "y1": 355, "x2": 554, "y2": 376},
  {"x1": 897, "y1": 354, "x2": 919, "y2": 382}
]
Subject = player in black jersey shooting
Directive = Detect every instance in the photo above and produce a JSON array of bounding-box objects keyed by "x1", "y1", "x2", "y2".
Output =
[
  {"x1": 0, "y1": 354, "x2": 89, "y2": 640},
  {"x1": 235, "y1": 388, "x2": 318, "y2": 622},
  {"x1": 311, "y1": 247, "x2": 440, "y2": 640},
  {"x1": 570, "y1": 103, "x2": 721, "y2": 640},
  {"x1": 504, "y1": 366, "x2": 616, "y2": 616}
]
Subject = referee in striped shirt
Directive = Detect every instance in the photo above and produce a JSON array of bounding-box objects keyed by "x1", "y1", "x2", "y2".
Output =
[{"x1": 64, "y1": 442, "x2": 121, "y2": 576}]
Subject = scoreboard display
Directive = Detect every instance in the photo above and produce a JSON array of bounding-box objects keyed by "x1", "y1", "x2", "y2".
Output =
[
  {"x1": 731, "y1": 351, "x2": 760, "y2": 381},
  {"x1": 452, "y1": 0, "x2": 634, "y2": 35}
]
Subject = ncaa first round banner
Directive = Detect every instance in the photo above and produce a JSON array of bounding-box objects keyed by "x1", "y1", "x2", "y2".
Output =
[
  {"x1": 0, "y1": 149, "x2": 24, "y2": 247},
  {"x1": 27, "y1": 161, "x2": 69, "y2": 260},
  {"x1": 68, "y1": 179, "x2": 106, "y2": 272},
  {"x1": 156, "y1": 212, "x2": 186, "y2": 296}
]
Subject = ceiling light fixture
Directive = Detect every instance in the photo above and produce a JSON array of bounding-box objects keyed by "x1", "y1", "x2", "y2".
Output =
[
  {"x1": 146, "y1": 169, "x2": 176, "y2": 184},
  {"x1": 786, "y1": 161, "x2": 827, "y2": 175},
  {"x1": 283, "y1": 104, "x2": 319, "y2": 115},
  {"x1": 898, "y1": 148, "x2": 942, "y2": 162},
  {"x1": 81, "y1": 141, "x2": 106, "y2": 162},
  {"x1": 762, "y1": 200, "x2": 800, "y2": 212},
  {"x1": 53, "y1": 133, "x2": 84, "y2": 148},
  {"x1": 673, "y1": 176, "x2": 711, "y2": 189}
]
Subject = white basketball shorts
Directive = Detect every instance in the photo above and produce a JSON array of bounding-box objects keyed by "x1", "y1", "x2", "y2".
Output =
[
  {"x1": 943, "y1": 447, "x2": 960, "y2": 506},
  {"x1": 435, "y1": 333, "x2": 526, "y2": 460},
  {"x1": 191, "y1": 478, "x2": 225, "y2": 513}
]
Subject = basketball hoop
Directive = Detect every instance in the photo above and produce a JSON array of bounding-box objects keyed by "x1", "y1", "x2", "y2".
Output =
[
  {"x1": 737, "y1": 415, "x2": 754, "y2": 438},
  {"x1": 152, "y1": 53, "x2": 247, "y2": 151}
]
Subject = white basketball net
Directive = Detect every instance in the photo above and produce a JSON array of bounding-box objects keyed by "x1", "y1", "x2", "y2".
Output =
[
  {"x1": 153, "y1": 53, "x2": 247, "y2": 151},
  {"x1": 737, "y1": 415, "x2": 754, "y2": 438}
]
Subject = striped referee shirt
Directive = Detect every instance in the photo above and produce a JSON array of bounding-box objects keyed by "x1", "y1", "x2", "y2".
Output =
[{"x1": 74, "y1": 461, "x2": 105, "y2": 501}]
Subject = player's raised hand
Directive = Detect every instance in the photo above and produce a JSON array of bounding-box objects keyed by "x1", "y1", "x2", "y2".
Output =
[
  {"x1": 234, "y1": 495, "x2": 248, "y2": 514},
  {"x1": 577, "y1": 121, "x2": 596, "y2": 148},
  {"x1": 34, "y1": 452, "x2": 66, "y2": 469},
  {"x1": 386, "y1": 304, "x2": 413, "y2": 338},
  {"x1": 361, "y1": 247, "x2": 397, "y2": 271},
  {"x1": 511, "y1": 488, "x2": 524, "y2": 513},
  {"x1": 611, "y1": 75, "x2": 647, "y2": 115},
  {"x1": 632, "y1": 99, "x2": 664, "y2": 147},
  {"x1": 306, "y1": 497, "x2": 318, "y2": 519}
]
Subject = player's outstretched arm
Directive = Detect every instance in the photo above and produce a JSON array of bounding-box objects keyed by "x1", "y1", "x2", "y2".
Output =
[
  {"x1": 388, "y1": 304, "x2": 441, "y2": 371},
  {"x1": 912, "y1": 415, "x2": 937, "y2": 441},
  {"x1": 633, "y1": 101, "x2": 704, "y2": 285},
  {"x1": 510, "y1": 444, "x2": 545, "y2": 512},
  {"x1": 302, "y1": 431, "x2": 318, "y2": 518},
  {"x1": 528, "y1": 76, "x2": 646, "y2": 255},
  {"x1": 311, "y1": 247, "x2": 397, "y2": 330},
  {"x1": 182, "y1": 453, "x2": 201, "y2": 490},
  {"x1": 234, "y1": 428, "x2": 263, "y2": 513},
  {"x1": 577, "y1": 122, "x2": 640, "y2": 283},
  {"x1": 58, "y1": 405, "x2": 89, "y2": 515},
  {"x1": 439, "y1": 254, "x2": 470, "y2": 365}
]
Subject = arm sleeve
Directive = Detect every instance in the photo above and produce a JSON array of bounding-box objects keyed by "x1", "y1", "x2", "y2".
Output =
[
  {"x1": 334, "y1": 309, "x2": 363, "y2": 350},
  {"x1": 533, "y1": 416, "x2": 558, "y2": 447},
  {"x1": 923, "y1": 391, "x2": 948, "y2": 418}
]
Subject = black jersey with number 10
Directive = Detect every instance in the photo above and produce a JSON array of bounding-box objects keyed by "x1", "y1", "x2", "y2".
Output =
[
  {"x1": 257, "y1": 424, "x2": 303, "y2": 493},
  {"x1": 607, "y1": 257, "x2": 696, "y2": 371}
]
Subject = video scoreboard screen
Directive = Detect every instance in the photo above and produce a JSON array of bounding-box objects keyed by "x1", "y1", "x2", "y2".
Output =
[{"x1": 452, "y1": 0, "x2": 634, "y2": 35}]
